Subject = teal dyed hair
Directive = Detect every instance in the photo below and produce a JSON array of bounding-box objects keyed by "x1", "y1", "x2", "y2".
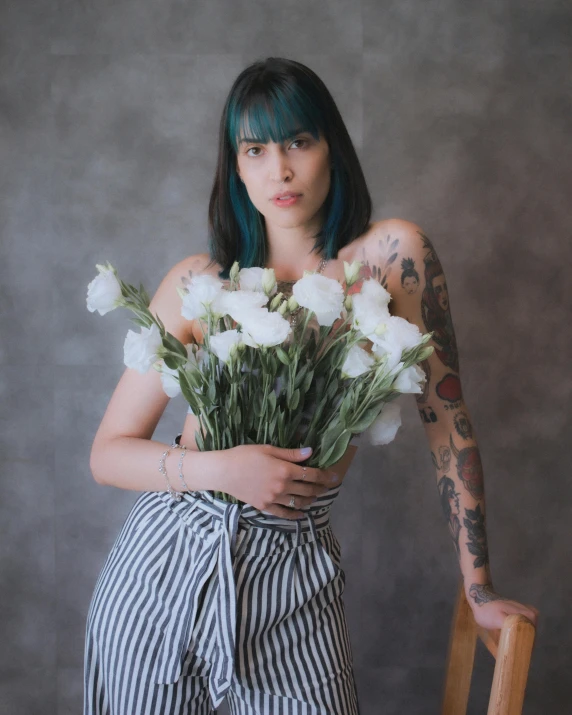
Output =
[{"x1": 207, "y1": 57, "x2": 372, "y2": 279}]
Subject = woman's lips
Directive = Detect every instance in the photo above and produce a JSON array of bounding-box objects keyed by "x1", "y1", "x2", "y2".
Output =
[{"x1": 272, "y1": 195, "x2": 301, "y2": 207}]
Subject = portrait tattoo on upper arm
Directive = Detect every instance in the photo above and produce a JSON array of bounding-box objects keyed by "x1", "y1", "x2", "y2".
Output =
[
  {"x1": 418, "y1": 232, "x2": 460, "y2": 373},
  {"x1": 400, "y1": 257, "x2": 420, "y2": 294},
  {"x1": 453, "y1": 411, "x2": 473, "y2": 439}
]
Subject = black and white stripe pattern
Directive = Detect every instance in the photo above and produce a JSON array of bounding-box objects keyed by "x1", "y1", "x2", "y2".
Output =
[{"x1": 84, "y1": 484, "x2": 360, "y2": 714}]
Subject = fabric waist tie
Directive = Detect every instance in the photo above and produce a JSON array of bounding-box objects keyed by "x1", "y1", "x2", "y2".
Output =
[{"x1": 151, "y1": 489, "x2": 330, "y2": 709}]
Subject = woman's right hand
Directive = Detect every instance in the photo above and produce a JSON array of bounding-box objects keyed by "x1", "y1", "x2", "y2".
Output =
[{"x1": 218, "y1": 444, "x2": 339, "y2": 519}]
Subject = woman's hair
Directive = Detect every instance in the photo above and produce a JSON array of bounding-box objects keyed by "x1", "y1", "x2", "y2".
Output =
[{"x1": 205, "y1": 57, "x2": 372, "y2": 279}]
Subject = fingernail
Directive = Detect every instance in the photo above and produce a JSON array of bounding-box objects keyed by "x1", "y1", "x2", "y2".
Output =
[{"x1": 300, "y1": 447, "x2": 312, "y2": 456}]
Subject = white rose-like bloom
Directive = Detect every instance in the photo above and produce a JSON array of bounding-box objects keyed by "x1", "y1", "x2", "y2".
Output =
[
  {"x1": 393, "y1": 363, "x2": 426, "y2": 394},
  {"x1": 123, "y1": 323, "x2": 163, "y2": 374},
  {"x1": 239, "y1": 308, "x2": 292, "y2": 347},
  {"x1": 238, "y1": 266, "x2": 277, "y2": 296},
  {"x1": 209, "y1": 329, "x2": 243, "y2": 364},
  {"x1": 180, "y1": 274, "x2": 224, "y2": 320},
  {"x1": 211, "y1": 288, "x2": 269, "y2": 322},
  {"x1": 159, "y1": 343, "x2": 198, "y2": 397},
  {"x1": 365, "y1": 401, "x2": 402, "y2": 445},
  {"x1": 292, "y1": 273, "x2": 345, "y2": 326},
  {"x1": 341, "y1": 344, "x2": 376, "y2": 378},
  {"x1": 86, "y1": 264, "x2": 122, "y2": 315},
  {"x1": 372, "y1": 315, "x2": 424, "y2": 352},
  {"x1": 351, "y1": 278, "x2": 392, "y2": 337}
]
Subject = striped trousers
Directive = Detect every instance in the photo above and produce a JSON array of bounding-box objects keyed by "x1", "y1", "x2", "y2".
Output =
[{"x1": 83, "y1": 482, "x2": 360, "y2": 714}]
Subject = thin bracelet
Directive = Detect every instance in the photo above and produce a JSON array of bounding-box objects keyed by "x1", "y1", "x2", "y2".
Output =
[
  {"x1": 171, "y1": 437, "x2": 193, "y2": 493},
  {"x1": 159, "y1": 446, "x2": 182, "y2": 502}
]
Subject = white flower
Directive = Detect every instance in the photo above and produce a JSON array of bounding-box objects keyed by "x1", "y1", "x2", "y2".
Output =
[
  {"x1": 180, "y1": 274, "x2": 225, "y2": 320},
  {"x1": 209, "y1": 329, "x2": 244, "y2": 364},
  {"x1": 366, "y1": 401, "x2": 402, "y2": 445},
  {"x1": 341, "y1": 344, "x2": 375, "y2": 378},
  {"x1": 351, "y1": 278, "x2": 392, "y2": 336},
  {"x1": 372, "y1": 315, "x2": 424, "y2": 352},
  {"x1": 239, "y1": 308, "x2": 292, "y2": 347},
  {"x1": 371, "y1": 342, "x2": 403, "y2": 373},
  {"x1": 211, "y1": 288, "x2": 269, "y2": 322},
  {"x1": 123, "y1": 323, "x2": 162, "y2": 373},
  {"x1": 238, "y1": 266, "x2": 277, "y2": 296},
  {"x1": 393, "y1": 363, "x2": 426, "y2": 394},
  {"x1": 159, "y1": 343, "x2": 198, "y2": 397},
  {"x1": 292, "y1": 273, "x2": 345, "y2": 326},
  {"x1": 86, "y1": 262, "x2": 122, "y2": 315}
]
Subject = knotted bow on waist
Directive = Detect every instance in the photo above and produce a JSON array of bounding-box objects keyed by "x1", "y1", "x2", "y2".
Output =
[{"x1": 149, "y1": 488, "x2": 335, "y2": 709}]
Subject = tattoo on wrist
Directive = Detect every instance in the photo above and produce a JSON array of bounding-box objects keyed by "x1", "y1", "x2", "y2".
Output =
[{"x1": 468, "y1": 582, "x2": 502, "y2": 606}]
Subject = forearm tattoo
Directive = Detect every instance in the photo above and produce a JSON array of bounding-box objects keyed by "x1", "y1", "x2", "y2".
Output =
[
  {"x1": 449, "y1": 434, "x2": 484, "y2": 499},
  {"x1": 438, "y1": 475, "x2": 462, "y2": 560},
  {"x1": 463, "y1": 504, "x2": 490, "y2": 569}
]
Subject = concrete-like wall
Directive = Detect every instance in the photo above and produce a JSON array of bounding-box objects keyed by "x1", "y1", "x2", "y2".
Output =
[{"x1": 1, "y1": 1, "x2": 570, "y2": 712}]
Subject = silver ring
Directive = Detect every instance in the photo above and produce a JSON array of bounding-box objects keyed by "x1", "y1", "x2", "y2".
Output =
[{"x1": 289, "y1": 495, "x2": 296, "y2": 509}]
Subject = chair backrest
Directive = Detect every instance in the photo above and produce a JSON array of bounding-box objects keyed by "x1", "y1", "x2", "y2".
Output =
[{"x1": 441, "y1": 578, "x2": 536, "y2": 715}]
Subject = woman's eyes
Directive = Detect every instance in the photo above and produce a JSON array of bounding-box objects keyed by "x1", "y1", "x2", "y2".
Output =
[{"x1": 246, "y1": 139, "x2": 308, "y2": 156}]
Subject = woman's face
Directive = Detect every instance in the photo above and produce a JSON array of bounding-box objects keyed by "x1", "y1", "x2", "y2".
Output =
[{"x1": 235, "y1": 128, "x2": 331, "y2": 230}]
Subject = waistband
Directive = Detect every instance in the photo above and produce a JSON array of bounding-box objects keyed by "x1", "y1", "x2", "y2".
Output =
[{"x1": 152, "y1": 486, "x2": 338, "y2": 707}]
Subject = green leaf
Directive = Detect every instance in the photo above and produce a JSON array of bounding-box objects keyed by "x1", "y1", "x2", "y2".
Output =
[
  {"x1": 276, "y1": 347, "x2": 290, "y2": 366},
  {"x1": 267, "y1": 390, "x2": 277, "y2": 416},
  {"x1": 339, "y1": 390, "x2": 354, "y2": 424},
  {"x1": 326, "y1": 378, "x2": 339, "y2": 401},
  {"x1": 302, "y1": 368, "x2": 314, "y2": 394},
  {"x1": 194, "y1": 429, "x2": 205, "y2": 451},
  {"x1": 207, "y1": 380, "x2": 217, "y2": 404},
  {"x1": 320, "y1": 430, "x2": 352, "y2": 468},
  {"x1": 163, "y1": 354, "x2": 183, "y2": 370},
  {"x1": 288, "y1": 388, "x2": 300, "y2": 411},
  {"x1": 351, "y1": 405, "x2": 382, "y2": 432}
]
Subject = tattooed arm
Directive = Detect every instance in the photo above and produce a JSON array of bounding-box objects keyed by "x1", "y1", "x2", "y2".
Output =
[{"x1": 360, "y1": 220, "x2": 539, "y2": 629}]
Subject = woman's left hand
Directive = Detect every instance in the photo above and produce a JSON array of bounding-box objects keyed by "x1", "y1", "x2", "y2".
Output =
[{"x1": 468, "y1": 586, "x2": 540, "y2": 630}]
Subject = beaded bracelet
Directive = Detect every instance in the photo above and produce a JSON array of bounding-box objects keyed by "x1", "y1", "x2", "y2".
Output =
[{"x1": 159, "y1": 445, "x2": 182, "y2": 502}]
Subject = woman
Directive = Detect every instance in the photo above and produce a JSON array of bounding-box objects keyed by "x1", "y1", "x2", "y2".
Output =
[{"x1": 84, "y1": 57, "x2": 538, "y2": 715}]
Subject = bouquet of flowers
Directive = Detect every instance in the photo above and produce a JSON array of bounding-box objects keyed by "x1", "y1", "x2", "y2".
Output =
[{"x1": 86, "y1": 259, "x2": 434, "y2": 503}]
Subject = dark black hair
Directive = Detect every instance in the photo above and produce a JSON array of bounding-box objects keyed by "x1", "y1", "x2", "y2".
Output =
[{"x1": 205, "y1": 57, "x2": 372, "y2": 279}]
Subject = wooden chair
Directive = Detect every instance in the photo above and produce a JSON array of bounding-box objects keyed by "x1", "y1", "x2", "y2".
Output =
[{"x1": 441, "y1": 578, "x2": 536, "y2": 715}]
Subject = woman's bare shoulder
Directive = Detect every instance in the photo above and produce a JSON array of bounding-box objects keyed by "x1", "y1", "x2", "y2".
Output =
[{"x1": 173, "y1": 252, "x2": 224, "y2": 285}]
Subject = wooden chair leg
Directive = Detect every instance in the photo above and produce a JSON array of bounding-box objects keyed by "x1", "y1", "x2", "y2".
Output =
[
  {"x1": 486, "y1": 613, "x2": 536, "y2": 715},
  {"x1": 441, "y1": 579, "x2": 478, "y2": 715}
]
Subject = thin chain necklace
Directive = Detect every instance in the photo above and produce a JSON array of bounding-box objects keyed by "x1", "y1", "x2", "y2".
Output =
[{"x1": 277, "y1": 256, "x2": 329, "y2": 330}]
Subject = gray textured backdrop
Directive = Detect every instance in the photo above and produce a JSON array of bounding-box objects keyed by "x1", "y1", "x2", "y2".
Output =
[{"x1": 1, "y1": 1, "x2": 571, "y2": 713}]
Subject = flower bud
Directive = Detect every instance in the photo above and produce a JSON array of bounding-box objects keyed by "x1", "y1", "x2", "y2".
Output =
[
  {"x1": 343, "y1": 260, "x2": 362, "y2": 287},
  {"x1": 374, "y1": 321, "x2": 388, "y2": 337},
  {"x1": 229, "y1": 261, "x2": 240, "y2": 283},
  {"x1": 278, "y1": 300, "x2": 289, "y2": 316},
  {"x1": 269, "y1": 291, "x2": 284, "y2": 311},
  {"x1": 344, "y1": 294, "x2": 353, "y2": 312},
  {"x1": 262, "y1": 268, "x2": 277, "y2": 296},
  {"x1": 287, "y1": 295, "x2": 299, "y2": 311}
]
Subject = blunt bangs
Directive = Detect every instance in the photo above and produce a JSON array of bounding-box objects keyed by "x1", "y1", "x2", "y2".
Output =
[
  {"x1": 229, "y1": 85, "x2": 321, "y2": 154},
  {"x1": 206, "y1": 57, "x2": 372, "y2": 280}
]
